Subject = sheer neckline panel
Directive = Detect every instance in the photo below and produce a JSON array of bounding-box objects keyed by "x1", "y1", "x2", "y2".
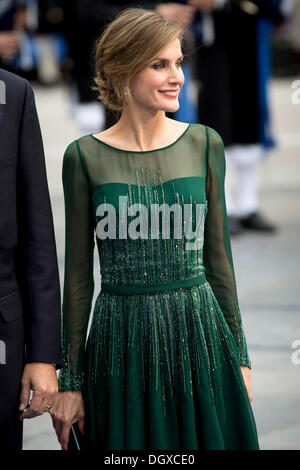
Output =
[{"x1": 90, "y1": 123, "x2": 191, "y2": 154}]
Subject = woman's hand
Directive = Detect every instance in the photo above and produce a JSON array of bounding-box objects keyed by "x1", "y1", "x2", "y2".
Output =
[
  {"x1": 50, "y1": 390, "x2": 85, "y2": 450},
  {"x1": 240, "y1": 366, "x2": 253, "y2": 402}
]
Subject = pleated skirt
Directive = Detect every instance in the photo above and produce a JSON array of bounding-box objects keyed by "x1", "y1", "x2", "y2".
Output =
[{"x1": 79, "y1": 281, "x2": 259, "y2": 450}]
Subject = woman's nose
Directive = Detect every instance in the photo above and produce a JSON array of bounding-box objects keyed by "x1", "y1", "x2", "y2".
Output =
[{"x1": 168, "y1": 66, "x2": 184, "y2": 85}]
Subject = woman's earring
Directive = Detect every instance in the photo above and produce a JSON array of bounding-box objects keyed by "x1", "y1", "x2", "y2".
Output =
[{"x1": 123, "y1": 87, "x2": 128, "y2": 96}]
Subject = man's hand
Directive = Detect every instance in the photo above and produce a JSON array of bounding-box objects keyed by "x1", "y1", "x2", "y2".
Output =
[
  {"x1": 156, "y1": 3, "x2": 196, "y2": 27},
  {"x1": 19, "y1": 362, "x2": 58, "y2": 419},
  {"x1": 0, "y1": 31, "x2": 20, "y2": 60},
  {"x1": 187, "y1": 0, "x2": 216, "y2": 12},
  {"x1": 240, "y1": 366, "x2": 253, "y2": 402}
]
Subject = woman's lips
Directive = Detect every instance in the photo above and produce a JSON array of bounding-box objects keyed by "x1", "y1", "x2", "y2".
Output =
[{"x1": 158, "y1": 90, "x2": 178, "y2": 98}]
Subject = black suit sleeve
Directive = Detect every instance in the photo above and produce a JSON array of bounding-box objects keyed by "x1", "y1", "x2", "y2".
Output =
[{"x1": 16, "y1": 80, "x2": 62, "y2": 368}]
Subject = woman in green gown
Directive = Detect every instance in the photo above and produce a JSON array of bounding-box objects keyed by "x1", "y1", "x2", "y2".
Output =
[{"x1": 51, "y1": 8, "x2": 260, "y2": 450}]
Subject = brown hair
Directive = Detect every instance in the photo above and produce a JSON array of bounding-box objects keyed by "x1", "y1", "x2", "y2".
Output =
[{"x1": 92, "y1": 7, "x2": 185, "y2": 111}]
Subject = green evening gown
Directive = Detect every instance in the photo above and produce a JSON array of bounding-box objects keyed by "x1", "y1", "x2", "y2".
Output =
[{"x1": 58, "y1": 123, "x2": 260, "y2": 450}]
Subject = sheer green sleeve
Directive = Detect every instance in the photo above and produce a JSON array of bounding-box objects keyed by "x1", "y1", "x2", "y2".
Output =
[
  {"x1": 58, "y1": 141, "x2": 95, "y2": 391},
  {"x1": 203, "y1": 126, "x2": 251, "y2": 368}
]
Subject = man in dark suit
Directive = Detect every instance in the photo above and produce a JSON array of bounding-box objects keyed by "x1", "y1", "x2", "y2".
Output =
[{"x1": 0, "y1": 68, "x2": 62, "y2": 450}]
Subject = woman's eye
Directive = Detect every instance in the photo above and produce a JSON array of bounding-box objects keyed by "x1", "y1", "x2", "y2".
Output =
[{"x1": 153, "y1": 62, "x2": 183, "y2": 70}]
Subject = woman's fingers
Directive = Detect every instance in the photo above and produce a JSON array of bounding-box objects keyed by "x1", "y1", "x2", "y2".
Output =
[
  {"x1": 60, "y1": 423, "x2": 72, "y2": 450},
  {"x1": 40, "y1": 393, "x2": 56, "y2": 414},
  {"x1": 78, "y1": 416, "x2": 85, "y2": 435},
  {"x1": 52, "y1": 418, "x2": 62, "y2": 444},
  {"x1": 49, "y1": 391, "x2": 85, "y2": 448}
]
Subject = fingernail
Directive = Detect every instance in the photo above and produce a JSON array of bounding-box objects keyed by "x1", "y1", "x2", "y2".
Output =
[{"x1": 19, "y1": 404, "x2": 24, "y2": 410}]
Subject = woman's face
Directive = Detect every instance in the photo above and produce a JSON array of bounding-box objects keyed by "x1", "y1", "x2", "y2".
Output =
[{"x1": 128, "y1": 38, "x2": 185, "y2": 113}]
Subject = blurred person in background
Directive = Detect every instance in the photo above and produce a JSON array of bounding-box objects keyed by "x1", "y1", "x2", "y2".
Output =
[
  {"x1": 34, "y1": 0, "x2": 65, "y2": 85},
  {"x1": 289, "y1": 0, "x2": 300, "y2": 73},
  {"x1": 0, "y1": 0, "x2": 26, "y2": 71},
  {"x1": 187, "y1": 0, "x2": 294, "y2": 235},
  {"x1": 0, "y1": 0, "x2": 66, "y2": 83},
  {"x1": 0, "y1": 0, "x2": 39, "y2": 78}
]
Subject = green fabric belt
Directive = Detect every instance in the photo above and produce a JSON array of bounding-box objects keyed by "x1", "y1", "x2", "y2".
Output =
[{"x1": 101, "y1": 273, "x2": 207, "y2": 295}]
